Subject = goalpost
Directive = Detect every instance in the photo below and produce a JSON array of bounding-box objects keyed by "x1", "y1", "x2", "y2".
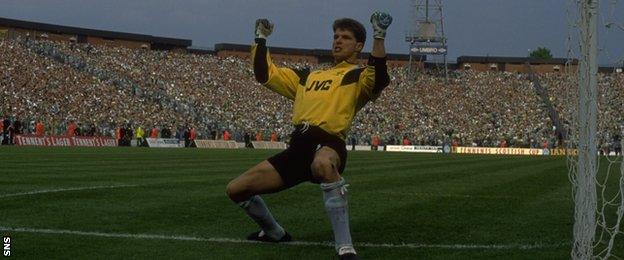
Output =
[
  {"x1": 570, "y1": 0, "x2": 599, "y2": 258},
  {"x1": 568, "y1": 0, "x2": 624, "y2": 259}
]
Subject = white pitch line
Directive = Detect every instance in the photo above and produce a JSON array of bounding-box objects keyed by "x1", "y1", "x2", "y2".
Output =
[
  {"x1": 375, "y1": 191, "x2": 570, "y2": 202},
  {"x1": 0, "y1": 226, "x2": 567, "y2": 250},
  {"x1": 0, "y1": 184, "x2": 142, "y2": 198}
]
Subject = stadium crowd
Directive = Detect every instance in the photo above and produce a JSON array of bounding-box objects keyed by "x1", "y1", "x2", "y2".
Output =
[
  {"x1": 541, "y1": 72, "x2": 623, "y2": 152},
  {"x1": 0, "y1": 38, "x2": 163, "y2": 138},
  {"x1": 1, "y1": 36, "x2": 622, "y2": 149}
]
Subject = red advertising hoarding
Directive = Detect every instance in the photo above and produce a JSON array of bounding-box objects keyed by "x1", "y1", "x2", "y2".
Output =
[{"x1": 14, "y1": 135, "x2": 117, "y2": 147}]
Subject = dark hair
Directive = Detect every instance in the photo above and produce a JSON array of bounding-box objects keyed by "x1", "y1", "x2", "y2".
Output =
[{"x1": 333, "y1": 18, "x2": 366, "y2": 44}]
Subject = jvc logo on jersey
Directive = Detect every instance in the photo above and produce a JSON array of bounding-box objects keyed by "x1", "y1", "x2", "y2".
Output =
[
  {"x1": 2, "y1": 236, "x2": 9, "y2": 257},
  {"x1": 305, "y1": 80, "x2": 332, "y2": 92}
]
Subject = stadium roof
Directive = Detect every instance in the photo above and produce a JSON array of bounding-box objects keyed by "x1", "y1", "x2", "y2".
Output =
[
  {"x1": 214, "y1": 43, "x2": 420, "y2": 61},
  {"x1": 457, "y1": 56, "x2": 578, "y2": 65},
  {"x1": 0, "y1": 17, "x2": 191, "y2": 47},
  {"x1": 187, "y1": 46, "x2": 216, "y2": 55},
  {"x1": 215, "y1": 43, "x2": 313, "y2": 56},
  {"x1": 598, "y1": 66, "x2": 623, "y2": 73}
]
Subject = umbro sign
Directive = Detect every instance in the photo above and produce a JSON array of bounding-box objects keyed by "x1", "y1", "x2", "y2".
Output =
[{"x1": 411, "y1": 46, "x2": 447, "y2": 54}]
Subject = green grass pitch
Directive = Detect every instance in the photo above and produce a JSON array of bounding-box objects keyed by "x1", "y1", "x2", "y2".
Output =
[{"x1": 0, "y1": 147, "x2": 622, "y2": 259}]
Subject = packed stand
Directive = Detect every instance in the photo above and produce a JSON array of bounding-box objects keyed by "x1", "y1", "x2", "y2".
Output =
[
  {"x1": 1, "y1": 37, "x2": 622, "y2": 149},
  {"x1": 540, "y1": 72, "x2": 623, "y2": 152},
  {"x1": 0, "y1": 38, "x2": 168, "y2": 139}
]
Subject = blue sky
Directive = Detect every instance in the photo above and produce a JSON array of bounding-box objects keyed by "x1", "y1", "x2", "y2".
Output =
[{"x1": 1, "y1": 0, "x2": 622, "y2": 65}]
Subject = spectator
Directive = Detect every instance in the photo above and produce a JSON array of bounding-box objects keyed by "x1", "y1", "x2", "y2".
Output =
[
  {"x1": 35, "y1": 120, "x2": 44, "y2": 136},
  {"x1": 0, "y1": 118, "x2": 3, "y2": 144},
  {"x1": 402, "y1": 136, "x2": 411, "y2": 146},
  {"x1": 123, "y1": 124, "x2": 133, "y2": 146},
  {"x1": 244, "y1": 132, "x2": 252, "y2": 148},
  {"x1": 150, "y1": 126, "x2": 159, "y2": 139},
  {"x1": 223, "y1": 130, "x2": 231, "y2": 141},
  {"x1": 161, "y1": 125, "x2": 172, "y2": 138},
  {"x1": 372, "y1": 135, "x2": 380, "y2": 151},
  {"x1": 115, "y1": 126, "x2": 121, "y2": 145},
  {"x1": 189, "y1": 126, "x2": 197, "y2": 147},
  {"x1": 135, "y1": 126, "x2": 145, "y2": 147},
  {"x1": 66, "y1": 120, "x2": 77, "y2": 136},
  {"x1": 183, "y1": 126, "x2": 190, "y2": 147}
]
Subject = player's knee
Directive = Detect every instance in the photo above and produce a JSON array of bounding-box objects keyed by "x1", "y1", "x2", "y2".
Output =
[
  {"x1": 225, "y1": 180, "x2": 238, "y2": 200},
  {"x1": 310, "y1": 157, "x2": 329, "y2": 174},
  {"x1": 226, "y1": 180, "x2": 249, "y2": 203},
  {"x1": 311, "y1": 157, "x2": 338, "y2": 182}
]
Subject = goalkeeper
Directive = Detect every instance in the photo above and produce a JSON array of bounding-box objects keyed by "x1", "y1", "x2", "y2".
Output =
[{"x1": 226, "y1": 12, "x2": 392, "y2": 260}]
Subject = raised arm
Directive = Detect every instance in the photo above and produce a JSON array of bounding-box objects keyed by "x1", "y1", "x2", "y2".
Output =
[
  {"x1": 358, "y1": 12, "x2": 392, "y2": 102},
  {"x1": 251, "y1": 19, "x2": 301, "y2": 100}
]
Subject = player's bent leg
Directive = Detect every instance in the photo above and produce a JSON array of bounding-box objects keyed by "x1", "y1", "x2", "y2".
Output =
[
  {"x1": 226, "y1": 160, "x2": 286, "y2": 202},
  {"x1": 225, "y1": 160, "x2": 291, "y2": 242},
  {"x1": 311, "y1": 147, "x2": 358, "y2": 258}
]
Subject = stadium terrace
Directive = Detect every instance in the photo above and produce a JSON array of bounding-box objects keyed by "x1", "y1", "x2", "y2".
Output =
[{"x1": 0, "y1": 17, "x2": 622, "y2": 152}]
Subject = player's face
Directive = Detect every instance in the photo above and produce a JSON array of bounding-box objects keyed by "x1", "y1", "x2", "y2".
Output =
[{"x1": 332, "y1": 28, "x2": 363, "y2": 63}]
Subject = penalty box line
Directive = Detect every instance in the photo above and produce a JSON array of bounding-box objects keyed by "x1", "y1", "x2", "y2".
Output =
[
  {"x1": 0, "y1": 184, "x2": 143, "y2": 198},
  {"x1": 0, "y1": 226, "x2": 568, "y2": 250},
  {"x1": 0, "y1": 177, "x2": 231, "y2": 199}
]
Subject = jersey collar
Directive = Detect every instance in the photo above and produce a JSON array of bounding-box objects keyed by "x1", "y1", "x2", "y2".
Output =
[{"x1": 334, "y1": 60, "x2": 357, "y2": 68}]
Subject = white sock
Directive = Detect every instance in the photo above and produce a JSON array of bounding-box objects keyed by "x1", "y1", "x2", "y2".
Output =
[
  {"x1": 321, "y1": 178, "x2": 354, "y2": 252},
  {"x1": 239, "y1": 195, "x2": 285, "y2": 240}
]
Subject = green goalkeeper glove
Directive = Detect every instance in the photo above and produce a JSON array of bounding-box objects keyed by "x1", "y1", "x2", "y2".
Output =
[
  {"x1": 255, "y1": 19, "x2": 274, "y2": 39},
  {"x1": 370, "y1": 11, "x2": 393, "y2": 39}
]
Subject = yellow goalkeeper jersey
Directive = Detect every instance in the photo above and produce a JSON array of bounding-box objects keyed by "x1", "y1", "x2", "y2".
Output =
[{"x1": 251, "y1": 41, "x2": 388, "y2": 140}]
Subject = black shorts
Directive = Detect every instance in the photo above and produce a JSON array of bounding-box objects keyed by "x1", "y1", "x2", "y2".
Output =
[{"x1": 267, "y1": 124, "x2": 347, "y2": 188}]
